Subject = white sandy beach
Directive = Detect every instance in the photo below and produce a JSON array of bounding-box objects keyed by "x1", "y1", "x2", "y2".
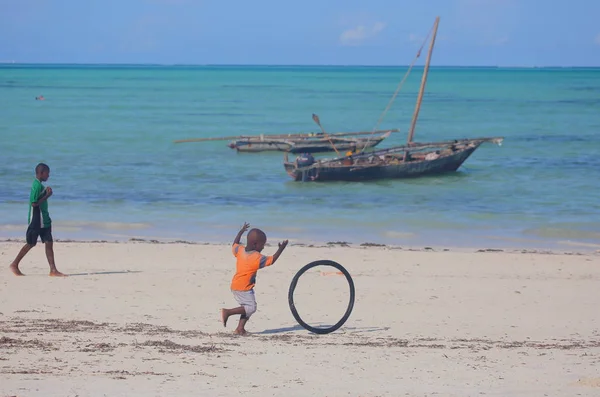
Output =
[{"x1": 1, "y1": 240, "x2": 599, "y2": 396}]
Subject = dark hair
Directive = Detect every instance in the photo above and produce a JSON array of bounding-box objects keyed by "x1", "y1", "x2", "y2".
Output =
[
  {"x1": 35, "y1": 163, "x2": 50, "y2": 174},
  {"x1": 248, "y1": 228, "x2": 266, "y2": 241}
]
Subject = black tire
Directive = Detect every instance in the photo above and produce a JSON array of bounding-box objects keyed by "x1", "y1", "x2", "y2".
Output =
[{"x1": 288, "y1": 260, "x2": 355, "y2": 334}]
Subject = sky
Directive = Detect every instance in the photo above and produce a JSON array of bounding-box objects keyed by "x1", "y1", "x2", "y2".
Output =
[{"x1": 1, "y1": 0, "x2": 599, "y2": 66}]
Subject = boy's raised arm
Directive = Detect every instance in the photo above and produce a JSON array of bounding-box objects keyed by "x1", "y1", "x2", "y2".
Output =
[
  {"x1": 233, "y1": 222, "x2": 250, "y2": 245},
  {"x1": 271, "y1": 240, "x2": 288, "y2": 265}
]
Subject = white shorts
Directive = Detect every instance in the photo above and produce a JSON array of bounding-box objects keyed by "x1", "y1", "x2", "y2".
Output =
[{"x1": 232, "y1": 289, "x2": 257, "y2": 318}]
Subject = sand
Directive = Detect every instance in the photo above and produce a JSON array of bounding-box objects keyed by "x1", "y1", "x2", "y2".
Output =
[{"x1": 1, "y1": 239, "x2": 599, "y2": 396}]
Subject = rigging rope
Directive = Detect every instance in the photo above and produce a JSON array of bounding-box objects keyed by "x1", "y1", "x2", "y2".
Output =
[{"x1": 359, "y1": 23, "x2": 436, "y2": 154}]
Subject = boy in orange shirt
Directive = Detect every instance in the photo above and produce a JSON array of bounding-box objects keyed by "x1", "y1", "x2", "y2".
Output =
[{"x1": 221, "y1": 222, "x2": 288, "y2": 335}]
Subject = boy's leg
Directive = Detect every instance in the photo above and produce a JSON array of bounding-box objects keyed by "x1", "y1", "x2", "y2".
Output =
[
  {"x1": 233, "y1": 290, "x2": 256, "y2": 335},
  {"x1": 45, "y1": 241, "x2": 66, "y2": 277},
  {"x1": 221, "y1": 307, "x2": 245, "y2": 327},
  {"x1": 235, "y1": 316, "x2": 249, "y2": 336},
  {"x1": 9, "y1": 243, "x2": 34, "y2": 276},
  {"x1": 223, "y1": 290, "x2": 256, "y2": 335},
  {"x1": 11, "y1": 222, "x2": 41, "y2": 275},
  {"x1": 40, "y1": 227, "x2": 66, "y2": 277}
]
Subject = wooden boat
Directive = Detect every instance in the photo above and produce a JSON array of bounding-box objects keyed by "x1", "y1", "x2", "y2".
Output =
[
  {"x1": 174, "y1": 129, "x2": 398, "y2": 154},
  {"x1": 283, "y1": 16, "x2": 504, "y2": 182},
  {"x1": 228, "y1": 130, "x2": 391, "y2": 153},
  {"x1": 284, "y1": 137, "x2": 503, "y2": 181}
]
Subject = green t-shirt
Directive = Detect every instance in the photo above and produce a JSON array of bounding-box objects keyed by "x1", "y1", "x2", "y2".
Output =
[{"x1": 28, "y1": 178, "x2": 51, "y2": 228}]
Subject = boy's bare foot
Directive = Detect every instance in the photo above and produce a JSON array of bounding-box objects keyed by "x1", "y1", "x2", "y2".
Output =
[
  {"x1": 234, "y1": 329, "x2": 248, "y2": 336},
  {"x1": 9, "y1": 263, "x2": 25, "y2": 276},
  {"x1": 221, "y1": 309, "x2": 228, "y2": 327},
  {"x1": 49, "y1": 270, "x2": 67, "y2": 277}
]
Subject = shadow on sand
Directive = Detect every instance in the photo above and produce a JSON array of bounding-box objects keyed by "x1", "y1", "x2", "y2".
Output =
[
  {"x1": 258, "y1": 324, "x2": 390, "y2": 335},
  {"x1": 257, "y1": 325, "x2": 307, "y2": 334},
  {"x1": 67, "y1": 270, "x2": 142, "y2": 277}
]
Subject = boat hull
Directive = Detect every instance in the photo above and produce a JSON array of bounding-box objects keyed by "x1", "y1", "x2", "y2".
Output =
[{"x1": 284, "y1": 144, "x2": 481, "y2": 182}]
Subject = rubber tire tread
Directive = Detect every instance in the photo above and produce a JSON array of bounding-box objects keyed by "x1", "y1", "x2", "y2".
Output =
[{"x1": 288, "y1": 260, "x2": 355, "y2": 334}]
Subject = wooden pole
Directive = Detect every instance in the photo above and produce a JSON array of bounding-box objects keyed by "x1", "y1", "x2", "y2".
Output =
[
  {"x1": 312, "y1": 113, "x2": 340, "y2": 156},
  {"x1": 407, "y1": 16, "x2": 440, "y2": 144}
]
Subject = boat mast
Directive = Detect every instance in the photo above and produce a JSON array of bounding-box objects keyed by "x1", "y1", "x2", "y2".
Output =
[{"x1": 406, "y1": 16, "x2": 440, "y2": 144}]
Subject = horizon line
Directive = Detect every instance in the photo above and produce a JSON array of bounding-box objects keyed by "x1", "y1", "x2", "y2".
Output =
[{"x1": 1, "y1": 62, "x2": 599, "y2": 69}]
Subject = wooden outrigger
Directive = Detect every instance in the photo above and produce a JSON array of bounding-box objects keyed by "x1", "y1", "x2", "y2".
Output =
[
  {"x1": 226, "y1": 130, "x2": 392, "y2": 153},
  {"x1": 174, "y1": 129, "x2": 398, "y2": 154}
]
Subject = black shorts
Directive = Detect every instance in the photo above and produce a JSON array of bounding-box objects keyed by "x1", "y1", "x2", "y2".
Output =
[{"x1": 26, "y1": 224, "x2": 53, "y2": 246}]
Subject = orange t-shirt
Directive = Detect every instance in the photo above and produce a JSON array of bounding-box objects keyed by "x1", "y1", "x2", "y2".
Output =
[{"x1": 230, "y1": 243, "x2": 274, "y2": 291}]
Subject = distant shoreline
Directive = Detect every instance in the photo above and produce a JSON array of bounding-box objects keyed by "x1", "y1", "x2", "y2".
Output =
[
  {"x1": 1, "y1": 63, "x2": 599, "y2": 69},
  {"x1": 1, "y1": 235, "x2": 598, "y2": 256},
  {"x1": 2, "y1": 216, "x2": 599, "y2": 254}
]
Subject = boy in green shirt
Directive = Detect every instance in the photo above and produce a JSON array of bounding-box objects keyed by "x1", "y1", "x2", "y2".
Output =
[{"x1": 9, "y1": 163, "x2": 66, "y2": 277}]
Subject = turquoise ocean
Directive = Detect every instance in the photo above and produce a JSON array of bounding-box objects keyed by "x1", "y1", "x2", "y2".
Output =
[{"x1": 1, "y1": 65, "x2": 599, "y2": 250}]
